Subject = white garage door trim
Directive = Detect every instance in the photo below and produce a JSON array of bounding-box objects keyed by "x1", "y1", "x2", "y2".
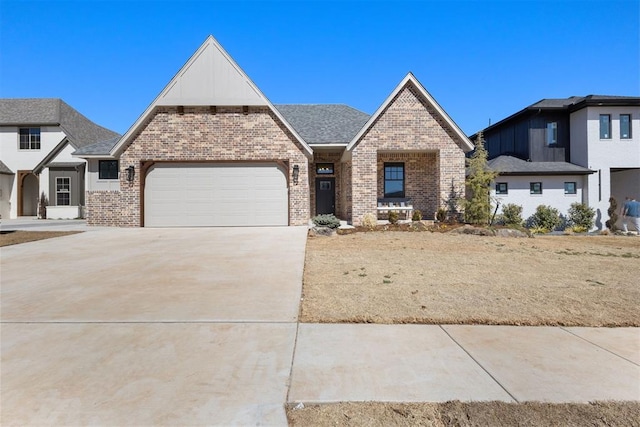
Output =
[{"x1": 144, "y1": 162, "x2": 288, "y2": 227}]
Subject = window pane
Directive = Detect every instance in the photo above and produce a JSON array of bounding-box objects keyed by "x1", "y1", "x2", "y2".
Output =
[
  {"x1": 600, "y1": 115, "x2": 611, "y2": 139},
  {"x1": 384, "y1": 163, "x2": 404, "y2": 198},
  {"x1": 564, "y1": 182, "x2": 576, "y2": 194},
  {"x1": 530, "y1": 182, "x2": 542, "y2": 194},
  {"x1": 99, "y1": 160, "x2": 119, "y2": 179},
  {"x1": 620, "y1": 114, "x2": 631, "y2": 139},
  {"x1": 546, "y1": 122, "x2": 557, "y2": 146},
  {"x1": 57, "y1": 193, "x2": 70, "y2": 206},
  {"x1": 496, "y1": 183, "x2": 508, "y2": 194}
]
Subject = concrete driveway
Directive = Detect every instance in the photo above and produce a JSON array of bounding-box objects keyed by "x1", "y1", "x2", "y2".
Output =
[{"x1": 1, "y1": 226, "x2": 307, "y2": 426}]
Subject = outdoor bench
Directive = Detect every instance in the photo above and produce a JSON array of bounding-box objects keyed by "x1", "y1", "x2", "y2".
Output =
[{"x1": 377, "y1": 198, "x2": 413, "y2": 220}]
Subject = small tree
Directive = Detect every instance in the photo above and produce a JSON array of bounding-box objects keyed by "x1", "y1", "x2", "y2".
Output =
[
  {"x1": 605, "y1": 197, "x2": 618, "y2": 231},
  {"x1": 464, "y1": 132, "x2": 497, "y2": 225},
  {"x1": 38, "y1": 192, "x2": 48, "y2": 219},
  {"x1": 568, "y1": 202, "x2": 595, "y2": 232}
]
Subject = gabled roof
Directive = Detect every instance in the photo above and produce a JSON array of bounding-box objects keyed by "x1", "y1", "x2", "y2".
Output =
[
  {"x1": 0, "y1": 160, "x2": 14, "y2": 175},
  {"x1": 275, "y1": 104, "x2": 369, "y2": 144},
  {"x1": 0, "y1": 98, "x2": 120, "y2": 149},
  {"x1": 109, "y1": 35, "x2": 312, "y2": 157},
  {"x1": 346, "y1": 73, "x2": 474, "y2": 153},
  {"x1": 488, "y1": 155, "x2": 594, "y2": 175}
]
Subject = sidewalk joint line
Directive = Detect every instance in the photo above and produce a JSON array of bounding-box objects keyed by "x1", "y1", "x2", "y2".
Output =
[
  {"x1": 559, "y1": 327, "x2": 639, "y2": 367},
  {"x1": 0, "y1": 320, "x2": 297, "y2": 325},
  {"x1": 439, "y1": 325, "x2": 519, "y2": 403}
]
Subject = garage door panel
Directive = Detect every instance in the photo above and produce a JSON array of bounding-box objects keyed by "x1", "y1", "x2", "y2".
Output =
[{"x1": 145, "y1": 163, "x2": 288, "y2": 227}]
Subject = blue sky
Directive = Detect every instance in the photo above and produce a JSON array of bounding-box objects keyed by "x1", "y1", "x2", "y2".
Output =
[{"x1": 1, "y1": 0, "x2": 638, "y2": 136}]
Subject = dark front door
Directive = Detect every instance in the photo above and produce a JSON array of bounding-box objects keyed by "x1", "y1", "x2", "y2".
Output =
[{"x1": 315, "y1": 177, "x2": 335, "y2": 215}]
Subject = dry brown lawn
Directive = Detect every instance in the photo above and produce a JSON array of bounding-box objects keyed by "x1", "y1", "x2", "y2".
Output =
[
  {"x1": 0, "y1": 230, "x2": 81, "y2": 247},
  {"x1": 301, "y1": 231, "x2": 640, "y2": 326},
  {"x1": 287, "y1": 401, "x2": 640, "y2": 427}
]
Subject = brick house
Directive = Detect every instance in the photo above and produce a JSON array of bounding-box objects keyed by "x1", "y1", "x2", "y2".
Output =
[{"x1": 74, "y1": 35, "x2": 473, "y2": 227}]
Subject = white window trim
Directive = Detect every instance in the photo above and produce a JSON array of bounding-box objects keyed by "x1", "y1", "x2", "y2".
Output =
[{"x1": 56, "y1": 177, "x2": 71, "y2": 206}]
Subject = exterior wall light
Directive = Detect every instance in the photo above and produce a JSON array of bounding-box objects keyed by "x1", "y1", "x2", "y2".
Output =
[
  {"x1": 292, "y1": 164, "x2": 299, "y2": 185},
  {"x1": 126, "y1": 165, "x2": 135, "y2": 182}
]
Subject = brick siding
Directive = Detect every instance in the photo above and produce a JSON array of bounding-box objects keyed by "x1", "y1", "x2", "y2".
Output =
[
  {"x1": 350, "y1": 83, "x2": 467, "y2": 225},
  {"x1": 86, "y1": 106, "x2": 310, "y2": 226}
]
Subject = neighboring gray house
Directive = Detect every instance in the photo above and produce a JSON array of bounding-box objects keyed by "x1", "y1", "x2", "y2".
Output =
[{"x1": 0, "y1": 99, "x2": 119, "y2": 219}]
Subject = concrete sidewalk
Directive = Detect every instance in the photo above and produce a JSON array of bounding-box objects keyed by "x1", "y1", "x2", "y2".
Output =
[
  {"x1": 0, "y1": 217, "x2": 96, "y2": 231},
  {"x1": 288, "y1": 324, "x2": 640, "y2": 405}
]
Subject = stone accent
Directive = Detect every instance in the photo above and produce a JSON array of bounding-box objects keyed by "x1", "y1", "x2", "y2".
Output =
[
  {"x1": 87, "y1": 106, "x2": 310, "y2": 226},
  {"x1": 350, "y1": 83, "x2": 467, "y2": 226}
]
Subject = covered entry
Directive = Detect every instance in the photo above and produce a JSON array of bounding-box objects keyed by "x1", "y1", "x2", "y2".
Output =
[{"x1": 144, "y1": 162, "x2": 288, "y2": 227}]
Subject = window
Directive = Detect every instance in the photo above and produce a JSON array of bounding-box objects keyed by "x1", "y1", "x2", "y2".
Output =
[
  {"x1": 564, "y1": 182, "x2": 577, "y2": 195},
  {"x1": 99, "y1": 160, "x2": 119, "y2": 180},
  {"x1": 384, "y1": 163, "x2": 404, "y2": 198},
  {"x1": 620, "y1": 114, "x2": 632, "y2": 139},
  {"x1": 19, "y1": 128, "x2": 41, "y2": 150},
  {"x1": 495, "y1": 182, "x2": 508, "y2": 195},
  {"x1": 56, "y1": 177, "x2": 70, "y2": 206},
  {"x1": 316, "y1": 163, "x2": 334, "y2": 175},
  {"x1": 546, "y1": 122, "x2": 558, "y2": 146},
  {"x1": 599, "y1": 114, "x2": 611, "y2": 139},
  {"x1": 530, "y1": 182, "x2": 542, "y2": 195}
]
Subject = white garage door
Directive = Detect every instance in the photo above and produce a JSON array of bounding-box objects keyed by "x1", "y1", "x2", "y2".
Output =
[{"x1": 145, "y1": 163, "x2": 288, "y2": 227}]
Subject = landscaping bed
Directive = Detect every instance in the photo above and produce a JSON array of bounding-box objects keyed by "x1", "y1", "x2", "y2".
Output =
[{"x1": 301, "y1": 231, "x2": 640, "y2": 326}]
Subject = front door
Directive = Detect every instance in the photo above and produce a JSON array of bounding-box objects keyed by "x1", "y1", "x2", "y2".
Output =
[{"x1": 315, "y1": 177, "x2": 335, "y2": 215}]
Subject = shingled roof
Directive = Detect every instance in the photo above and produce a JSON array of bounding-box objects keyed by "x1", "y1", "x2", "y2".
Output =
[
  {"x1": 0, "y1": 99, "x2": 120, "y2": 149},
  {"x1": 275, "y1": 104, "x2": 369, "y2": 144},
  {"x1": 488, "y1": 155, "x2": 594, "y2": 175}
]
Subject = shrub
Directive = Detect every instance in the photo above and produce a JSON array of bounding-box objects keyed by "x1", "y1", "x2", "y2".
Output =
[
  {"x1": 38, "y1": 192, "x2": 48, "y2": 219},
  {"x1": 605, "y1": 197, "x2": 618, "y2": 231},
  {"x1": 436, "y1": 207, "x2": 447, "y2": 222},
  {"x1": 312, "y1": 214, "x2": 340, "y2": 229},
  {"x1": 388, "y1": 211, "x2": 399, "y2": 224},
  {"x1": 568, "y1": 202, "x2": 595, "y2": 231},
  {"x1": 501, "y1": 203, "x2": 523, "y2": 227},
  {"x1": 362, "y1": 213, "x2": 378, "y2": 230},
  {"x1": 527, "y1": 205, "x2": 561, "y2": 233},
  {"x1": 412, "y1": 210, "x2": 423, "y2": 221}
]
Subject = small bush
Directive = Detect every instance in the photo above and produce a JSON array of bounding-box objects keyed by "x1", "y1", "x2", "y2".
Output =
[
  {"x1": 312, "y1": 214, "x2": 340, "y2": 229},
  {"x1": 362, "y1": 213, "x2": 378, "y2": 229},
  {"x1": 412, "y1": 210, "x2": 423, "y2": 221},
  {"x1": 436, "y1": 207, "x2": 447, "y2": 222},
  {"x1": 527, "y1": 205, "x2": 561, "y2": 232},
  {"x1": 388, "y1": 211, "x2": 399, "y2": 224},
  {"x1": 501, "y1": 203, "x2": 523, "y2": 227},
  {"x1": 605, "y1": 197, "x2": 618, "y2": 231},
  {"x1": 38, "y1": 192, "x2": 48, "y2": 219},
  {"x1": 568, "y1": 202, "x2": 595, "y2": 231}
]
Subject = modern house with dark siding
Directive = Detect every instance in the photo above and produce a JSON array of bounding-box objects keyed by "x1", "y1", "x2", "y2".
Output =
[{"x1": 475, "y1": 96, "x2": 640, "y2": 228}]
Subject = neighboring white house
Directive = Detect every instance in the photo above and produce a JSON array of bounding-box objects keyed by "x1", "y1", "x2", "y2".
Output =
[
  {"x1": 487, "y1": 155, "x2": 593, "y2": 221},
  {"x1": 0, "y1": 99, "x2": 119, "y2": 219},
  {"x1": 479, "y1": 95, "x2": 640, "y2": 229}
]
